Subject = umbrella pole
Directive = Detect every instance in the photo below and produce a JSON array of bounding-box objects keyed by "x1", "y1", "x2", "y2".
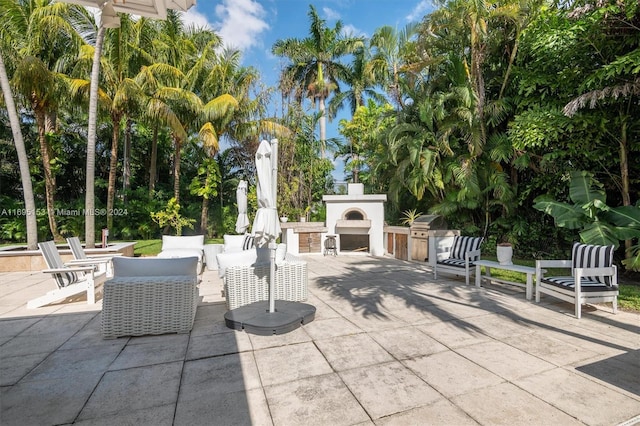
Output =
[{"x1": 268, "y1": 139, "x2": 279, "y2": 313}]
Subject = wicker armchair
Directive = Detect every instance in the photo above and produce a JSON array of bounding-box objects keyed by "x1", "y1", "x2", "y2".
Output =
[
  {"x1": 101, "y1": 257, "x2": 199, "y2": 339},
  {"x1": 223, "y1": 254, "x2": 308, "y2": 310}
]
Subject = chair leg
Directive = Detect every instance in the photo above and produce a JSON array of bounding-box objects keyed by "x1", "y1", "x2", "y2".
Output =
[
  {"x1": 86, "y1": 277, "x2": 96, "y2": 304},
  {"x1": 575, "y1": 301, "x2": 581, "y2": 319},
  {"x1": 612, "y1": 297, "x2": 618, "y2": 314},
  {"x1": 27, "y1": 282, "x2": 91, "y2": 309}
]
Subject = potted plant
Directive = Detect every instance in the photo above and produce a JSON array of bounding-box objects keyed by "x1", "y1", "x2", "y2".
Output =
[
  {"x1": 400, "y1": 208, "x2": 423, "y2": 226},
  {"x1": 300, "y1": 206, "x2": 311, "y2": 222},
  {"x1": 496, "y1": 239, "x2": 513, "y2": 265}
]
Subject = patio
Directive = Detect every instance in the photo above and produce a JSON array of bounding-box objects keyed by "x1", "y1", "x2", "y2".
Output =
[{"x1": 1, "y1": 254, "x2": 639, "y2": 426}]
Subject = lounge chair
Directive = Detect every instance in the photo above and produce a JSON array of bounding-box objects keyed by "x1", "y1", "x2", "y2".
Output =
[
  {"x1": 433, "y1": 236, "x2": 484, "y2": 285},
  {"x1": 27, "y1": 241, "x2": 107, "y2": 309},
  {"x1": 536, "y1": 242, "x2": 618, "y2": 318},
  {"x1": 66, "y1": 236, "x2": 120, "y2": 276}
]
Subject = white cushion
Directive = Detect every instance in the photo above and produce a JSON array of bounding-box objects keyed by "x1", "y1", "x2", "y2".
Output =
[
  {"x1": 157, "y1": 248, "x2": 203, "y2": 262},
  {"x1": 216, "y1": 249, "x2": 258, "y2": 278},
  {"x1": 161, "y1": 235, "x2": 204, "y2": 251},
  {"x1": 223, "y1": 235, "x2": 247, "y2": 253},
  {"x1": 275, "y1": 243, "x2": 287, "y2": 264}
]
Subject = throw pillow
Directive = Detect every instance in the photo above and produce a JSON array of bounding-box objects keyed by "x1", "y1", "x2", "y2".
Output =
[
  {"x1": 243, "y1": 234, "x2": 255, "y2": 250},
  {"x1": 223, "y1": 235, "x2": 247, "y2": 253}
]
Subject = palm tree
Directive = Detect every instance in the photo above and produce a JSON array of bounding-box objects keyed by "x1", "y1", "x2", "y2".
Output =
[
  {"x1": 272, "y1": 5, "x2": 364, "y2": 157},
  {"x1": 328, "y1": 45, "x2": 386, "y2": 120},
  {"x1": 1, "y1": 0, "x2": 89, "y2": 241},
  {"x1": 135, "y1": 60, "x2": 239, "y2": 204},
  {"x1": 69, "y1": 14, "x2": 154, "y2": 232},
  {"x1": 0, "y1": 52, "x2": 38, "y2": 249},
  {"x1": 0, "y1": 1, "x2": 37, "y2": 249},
  {"x1": 368, "y1": 23, "x2": 418, "y2": 108}
]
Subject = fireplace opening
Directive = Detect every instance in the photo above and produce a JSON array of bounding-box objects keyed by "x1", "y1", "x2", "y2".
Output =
[
  {"x1": 345, "y1": 210, "x2": 364, "y2": 220},
  {"x1": 340, "y1": 234, "x2": 369, "y2": 252}
]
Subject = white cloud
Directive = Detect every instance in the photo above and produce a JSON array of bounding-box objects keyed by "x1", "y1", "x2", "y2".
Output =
[
  {"x1": 213, "y1": 0, "x2": 270, "y2": 51},
  {"x1": 322, "y1": 7, "x2": 341, "y2": 21},
  {"x1": 181, "y1": 7, "x2": 213, "y2": 30},
  {"x1": 341, "y1": 24, "x2": 366, "y2": 38},
  {"x1": 406, "y1": 0, "x2": 433, "y2": 22}
]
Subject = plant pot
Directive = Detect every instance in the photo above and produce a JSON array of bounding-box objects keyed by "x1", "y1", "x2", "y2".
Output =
[
  {"x1": 280, "y1": 216, "x2": 288, "y2": 222},
  {"x1": 299, "y1": 217, "x2": 306, "y2": 222},
  {"x1": 496, "y1": 244, "x2": 513, "y2": 265}
]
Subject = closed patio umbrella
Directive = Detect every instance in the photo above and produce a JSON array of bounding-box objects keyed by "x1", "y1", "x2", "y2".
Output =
[
  {"x1": 224, "y1": 139, "x2": 315, "y2": 335},
  {"x1": 251, "y1": 140, "x2": 281, "y2": 312},
  {"x1": 235, "y1": 180, "x2": 249, "y2": 234},
  {"x1": 252, "y1": 141, "x2": 281, "y2": 248}
]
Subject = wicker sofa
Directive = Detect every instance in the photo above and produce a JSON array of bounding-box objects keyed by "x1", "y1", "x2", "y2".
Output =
[
  {"x1": 101, "y1": 256, "x2": 199, "y2": 339},
  {"x1": 217, "y1": 246, "x2": 308, "y2": 310}
]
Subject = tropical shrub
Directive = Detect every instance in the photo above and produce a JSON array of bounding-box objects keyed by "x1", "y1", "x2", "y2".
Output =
[{"x1": 534, "y1": 171, "x2": 640, "y2": 270}]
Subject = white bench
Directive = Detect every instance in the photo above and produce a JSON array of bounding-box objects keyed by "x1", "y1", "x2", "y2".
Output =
[{"x1": 474, "y1": 260, "x2": 538, "y2": 300}]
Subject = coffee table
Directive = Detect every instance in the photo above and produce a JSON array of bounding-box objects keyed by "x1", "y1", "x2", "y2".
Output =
[{"x1": 474, "y1": 260, "x2": 537, "y2": 300}]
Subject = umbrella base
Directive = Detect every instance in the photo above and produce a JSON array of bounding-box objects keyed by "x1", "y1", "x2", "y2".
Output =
[{"x1": 224, "y1": 300, "x2": 316, "y2": 335}]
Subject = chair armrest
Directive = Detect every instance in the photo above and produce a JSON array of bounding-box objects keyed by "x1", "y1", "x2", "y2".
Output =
[
  {"x1": 536, "y1": 259, "x2": 571, "y2": 269},
  {"x1": 67, "y1": 258, "x2": 111, "y2": 265},
  {"x1": 464, "y1": 249, "x2": 481, "y2": 263},
  {"x1": 43, "y1": 266, "x2": 96, "y2": 274},
  {"x1": 85, "y1": 253, "x2": 123, "y2": 258},
  {"x1": 575, "y1": 265, "x2": 617, "y2": 285}
]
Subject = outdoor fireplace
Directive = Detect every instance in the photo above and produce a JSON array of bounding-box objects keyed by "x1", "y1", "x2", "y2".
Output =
[{"x1": 323, "y1": 184, "x2": 387, "y2": 256}]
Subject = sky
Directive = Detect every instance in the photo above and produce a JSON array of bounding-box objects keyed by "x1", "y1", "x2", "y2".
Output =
[{"x1": 181, "y1": 0, "x2": 437, "y2": 180}]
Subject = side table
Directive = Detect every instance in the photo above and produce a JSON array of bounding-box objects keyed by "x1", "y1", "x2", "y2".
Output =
[
  {"x1": 474, "y1": 260, "x2": 538, "y2": 300},
  {"x1": 203, "y1": 244, "x2": 225, "y2": 271}
]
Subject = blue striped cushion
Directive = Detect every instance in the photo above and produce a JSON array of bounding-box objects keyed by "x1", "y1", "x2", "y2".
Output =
[
  {"x1": 450, "y1": 236, "x2": 483, "y2": 260},
  {"x1": 242, "y1": 234, "x2": 255, "y2": 250},
  {"x1": 437, "y1": 258, "x2": 468, "y2": 268},
  {"x1": 541, "y1": 276, "x2": 618, "y2": 292},
  {"x1": 572, "y1": 243, "x2": 614, "y2": 285}
]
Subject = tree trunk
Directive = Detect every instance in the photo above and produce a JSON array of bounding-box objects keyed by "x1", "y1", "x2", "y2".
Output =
[
  {"x1": 149, "y1": 124, "x2": 158, "y2": 196},
  {"x1": 123, "y1": 117, "x2": 132, "y2": 199},
  {"x1": 0, "y1": 54, "x2": 38, "y2": 249},
  {"x1": 34, "y1": 107, "x2": 61, "y2": 241},
  {"x1": 173, "y1": 135, "x2": 182, "y2": 203},
  {"x1": 45, "y1": 111, "x2": 57, "y2": 133},
  {"x1": 499, "y1": 34, "x2": 520, "y2": 100},
  {"x1": 619, "y1": 117, "x2": 631, "y2": 257},
  {"x1": 319, "y1": 96, "x2": 326, "y2": 158},
  {"x1": 106, "y1": 112, "x2": 121, "y2": 231},
  {"x1": 201, "y1": 196, "x2": 209, "y2": 236},
  {"x1": 85, "y1": 25, "x2": 107, "y2": 248}
]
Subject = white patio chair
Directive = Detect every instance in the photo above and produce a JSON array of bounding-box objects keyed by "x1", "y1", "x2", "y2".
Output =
[
  {"x1": 27, "y1": 241, "x2": 107, "y2": 309},
  {"x1": 433, "y1": 236, "x2": 484, "y2": 285},
  {"x1": 66, "y1": 236, "x2": 120, "y2": 276},
  {"x1": 536, "y1": 242, "x2": 618, "y2": 319}
]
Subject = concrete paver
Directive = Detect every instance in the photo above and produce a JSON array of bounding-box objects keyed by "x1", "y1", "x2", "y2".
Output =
[{"x1": 1, "y1": 254, "x2": 639, "y2": 425}]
